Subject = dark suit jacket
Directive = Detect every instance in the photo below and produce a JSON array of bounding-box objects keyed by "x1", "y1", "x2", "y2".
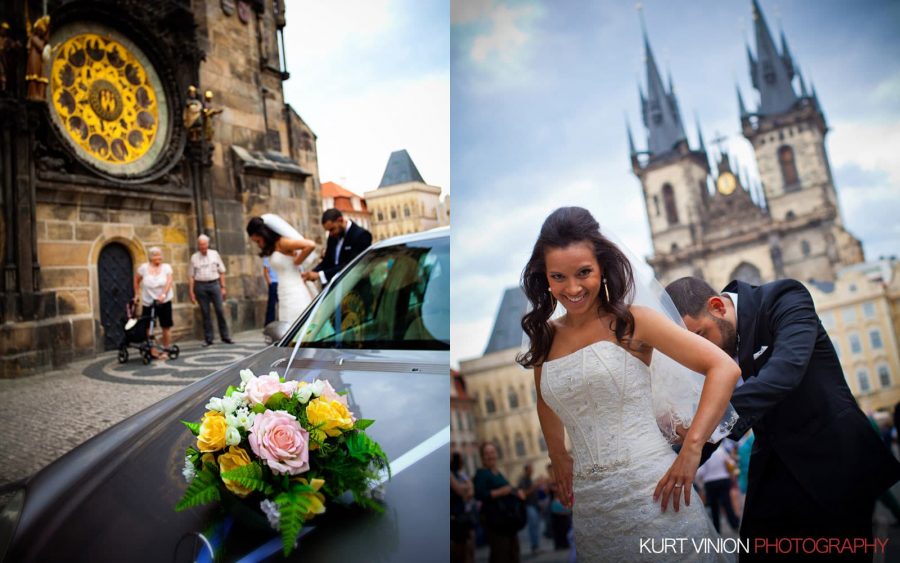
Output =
[
  {"x1": 313, "y1": 222, "x2": 373, "y2": 283},
  {"x1": 723, "y1": 279, "x2": 900, "y2": 510}
]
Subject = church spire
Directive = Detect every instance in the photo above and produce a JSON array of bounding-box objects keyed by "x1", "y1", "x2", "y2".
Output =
[
  {"x1": 638, "y1": 11, "x2": 687, "y2": 156},
  {"x1": 737, "y1": 84, "x2": 748, "y2": 117},
  {"x1": 695, "y1": 113, "x2": 707, "y2": 154},
  {"x1": 748, "y1": 0, "x2": 797, "y2": 115},
  {"x1": 626, "y1": 116, "x2": 637, "y2": 157}
]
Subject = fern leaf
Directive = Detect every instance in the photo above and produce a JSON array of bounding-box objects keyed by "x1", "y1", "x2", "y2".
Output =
[{"x1": 175, "y1": 467, "x2": 221, "y2": 511}]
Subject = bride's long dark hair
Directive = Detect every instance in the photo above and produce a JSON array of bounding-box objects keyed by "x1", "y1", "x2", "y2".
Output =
[
  {"x1": 246, "y1": 217, "x2": 281, "y2": 257},
  {"x1": 516, "y1": 207, "x2": 636, "y2": 368}
]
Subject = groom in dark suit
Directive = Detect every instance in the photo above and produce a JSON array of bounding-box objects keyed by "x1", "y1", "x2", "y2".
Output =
[
  {"x1": 303, "y1": 208, "x2": 372, "y2": 285},
  {"x1": 667, "y1": 277, "x2": 900, "y2": 561}
]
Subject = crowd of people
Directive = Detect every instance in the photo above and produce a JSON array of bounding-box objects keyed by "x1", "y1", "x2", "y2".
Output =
[
  {"x1": 130, "y1": 209, "x2": 372, "y2": 359},
  {"x1": 451, "y1": 447, "x2": 576, "y2": 563}
]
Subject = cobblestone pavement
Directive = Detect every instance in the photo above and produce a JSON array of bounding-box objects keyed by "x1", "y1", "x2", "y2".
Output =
[{"x1": 0, "y1": 329, "x2": 266, "y2": 486}]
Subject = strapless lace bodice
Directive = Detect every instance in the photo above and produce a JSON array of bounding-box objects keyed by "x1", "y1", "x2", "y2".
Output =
[
  {"x1": 541, "y1": 340, "x2": 671, "y2": 476},
  {"x1": 541, "y1": 341, "x2": 733, "y2": 562}
]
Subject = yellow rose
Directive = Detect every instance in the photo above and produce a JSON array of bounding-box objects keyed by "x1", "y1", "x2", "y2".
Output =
[
  {"x1": 200, "y1": 453, "x2": 216, "y2": 468},
  {"x1": 306, "y1": 398, "x2": 354, "y2": 438},
  {"x1": 218, "y1": 446, "x2": 253, "y2": 498},
  {"x1": 197, "y1": 411, "x2": 227, "y2": 452}
]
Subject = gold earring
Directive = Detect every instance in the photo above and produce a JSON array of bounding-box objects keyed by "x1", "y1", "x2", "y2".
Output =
[{"x1": 603, "y1": 277, "x2": 610, "y2": 302}]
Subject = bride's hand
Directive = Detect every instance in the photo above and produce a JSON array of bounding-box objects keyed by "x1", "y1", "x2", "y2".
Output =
[
  {"x1": 653, "y1": 442, "x2": 701, "y2": 513},
  {"x1": 550, "y1": 452, "x2": 574, "y2": 509}
]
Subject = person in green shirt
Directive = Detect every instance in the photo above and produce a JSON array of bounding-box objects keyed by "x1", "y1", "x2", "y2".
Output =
[{"x1": 473, "y1": 442, "x2": 525, "y2": 563}]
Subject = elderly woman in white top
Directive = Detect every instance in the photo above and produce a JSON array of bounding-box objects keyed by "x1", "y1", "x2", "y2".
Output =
[{"x1": 133, "y1": 247, "x2": 175, "y2": 358}]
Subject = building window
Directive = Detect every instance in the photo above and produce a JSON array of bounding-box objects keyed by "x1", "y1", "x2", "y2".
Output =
[
  {"x1": 515, "y1": 434, "x2": 527, "y2": 458},
  {"x1": 863, "y1": 302, "x2": 876, "y2": 319},
  {"x1": 801, "y1": 240, "x2": 811, "y2": 257},
  {"x1": 831, "y1": 338, "x2": 841, "y2": 358},
  {"x1": 857, "y1": 369, "x2": 871, "y2": 393},
  {"x1": 653, "y1": 195, "x2": 660, "y2": 217},
  {"x1": 390, "y1": 208, "x2": 397, "y2": 220},
  {"x1": 786, "y1": 210, "x2": 796, "y2": 220},
  {"x1": 485, "y1": 393, "x2": 496, "y2": 414},
  {"x1": 849, "y1": 333, "x2": 862, "y2": 355},
  {"x1": 377, "y1": 210, "x2": 384, "y2": 221},
  {"x1": 878, "y1": 365, "x2": 891, "y2": 388},
  {"x1": 820, "y1": 312, "x2": 835, "y2": 331},
  {"x1": 870, "y1": 329, "x2": 883, "y2": 350},
  {"x1": 662, "y1": 184, "x2": 679, "y2": 225},
  {"x1": 507, "y1": 387, "x2": 519, "y2": 410},
  {"x1": 778, "y1": 145, "x2": 800, "y2": 189},
  {"x1": 404, "y1": 205, "x2": 411, "y2": 218},
  {"x1": 842, "y1": 307, "x2": 857, "y2": 324}
]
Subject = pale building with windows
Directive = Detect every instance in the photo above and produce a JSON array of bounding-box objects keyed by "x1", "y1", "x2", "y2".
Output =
[
  {"x1": 451, "y1": 370, "x2": 480, "y2": 477},
  {"x1": 364, "y1": 150, "x2": 445, "y2": 241},
  {"x1": 458, "y1": 287, "x2": 552, "y2": 481},
  {"x1": 808, "y1": 259, "x2": 900, "y2": 413}
]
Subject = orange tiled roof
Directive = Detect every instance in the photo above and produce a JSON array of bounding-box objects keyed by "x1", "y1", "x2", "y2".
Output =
[{"x1": 321, "y1": 181, "x2": 361, "y2": 199}]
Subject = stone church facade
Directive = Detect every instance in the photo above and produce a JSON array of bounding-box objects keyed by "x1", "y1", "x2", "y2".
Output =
[
  {"x1": 0, "y1": 0, "x2": 321, "y2": 376},
  {"x1": 629, "y1": 0, "x2": 864, "y2": 290}
]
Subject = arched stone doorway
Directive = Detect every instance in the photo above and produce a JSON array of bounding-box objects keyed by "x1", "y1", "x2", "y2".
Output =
[{"x1": 98, "y1": 243, "x2": 135, "y2": 350}]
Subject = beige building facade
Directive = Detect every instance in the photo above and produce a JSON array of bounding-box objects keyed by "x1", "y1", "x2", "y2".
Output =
[
  {"x1": 364, "y1": 150, "x2": 446, "y2": 241},
  {"x1": 808, "y1": 260, "x2": 900, "y2": 413}
]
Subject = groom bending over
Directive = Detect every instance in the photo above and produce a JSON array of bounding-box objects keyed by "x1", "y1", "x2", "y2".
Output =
[
  {"x1": 302, "y1": 208, "x2": 372, "y2": 285},
  {"x1": 666, "y1": 277, "x2": 900, "y2": 562}
]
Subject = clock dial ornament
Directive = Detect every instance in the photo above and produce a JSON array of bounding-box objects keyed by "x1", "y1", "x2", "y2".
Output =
[
  {"x1": 48, "y1": 25, "x2": 169, "y2": 176},
  {"x1": 716, "y1": 171, "x2": 737, "y2": 196}
]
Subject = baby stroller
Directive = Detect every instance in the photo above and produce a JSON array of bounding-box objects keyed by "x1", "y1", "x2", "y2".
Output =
[{"x1": 117, "y1": 301, "x2": 180, "y2": 365}]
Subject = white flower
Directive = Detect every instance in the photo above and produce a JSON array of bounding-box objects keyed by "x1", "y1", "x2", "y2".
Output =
[
  {"x1": 308, "y1": 380, "x2": 325, "y2": 397},
  {"x1": 239, "y1": 369, "x2": 255, "y2": 390},
  {"x1": 225, "y1": 426, "x2": 241, "y2": 447},
  {"x1": 221, "y1": 395, "x2": 239, "y2": 414},
  {"x1": 296, "y1": 385, "x2": 313, "y2": 404},
  {"x1": 225, "y1": 413, "x2": 240, "y2": 428},
  {"x1": 260, "y1": 499, "x2": 281, "y2": 530},
  {"x1": 205, "y1": 397, "x2": 224, "y2": 412},
  {"x1": 231, "y1": 391, "x2": 248, "y2": 405},
  {"x1": 182, "y1": 457, "x2": 196, "y2": 482},
  {"x1": 236, "y1": 410, "x2": 256, "y2": 430}
]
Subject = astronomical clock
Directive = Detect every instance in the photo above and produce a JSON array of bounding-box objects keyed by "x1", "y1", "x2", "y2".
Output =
[{"x1": 47, "y1": 22, "x2": 171, "y2": 178}]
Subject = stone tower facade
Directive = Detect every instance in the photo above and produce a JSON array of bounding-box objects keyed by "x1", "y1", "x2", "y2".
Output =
[
  {"x1": 630, "y1": 0, "x2": 863, "y2": 289},
  {"x1": 0, "y1": 0, "x2": 322, "y2": 376}
]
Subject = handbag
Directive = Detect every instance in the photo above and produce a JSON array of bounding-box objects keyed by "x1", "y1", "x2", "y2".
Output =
[{"x1": 484, "y1": 492, "x2": 527, "y2": 535}]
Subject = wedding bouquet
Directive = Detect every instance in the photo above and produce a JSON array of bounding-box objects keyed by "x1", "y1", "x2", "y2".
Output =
[{"x1": 175, "y1": 368, "x2": 390, "y2": 556}]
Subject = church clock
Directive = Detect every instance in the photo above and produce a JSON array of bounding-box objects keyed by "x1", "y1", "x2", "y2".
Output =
[
  {"x1": 48, "y1": 23, "x2": 170, "y2": 176},
  {"x1": 716, "y1": 171, "x2": 737, "y2": 196}
]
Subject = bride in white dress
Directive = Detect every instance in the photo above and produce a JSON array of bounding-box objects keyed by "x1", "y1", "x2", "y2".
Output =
[
  {"x1": 518, "y1": 207, "x2": 740, "y2": 561},
  {"x1": 247, "y1": 214, "x2": 319, "y2": 322}
]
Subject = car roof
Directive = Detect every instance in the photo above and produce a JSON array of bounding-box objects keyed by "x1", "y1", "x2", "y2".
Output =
[{"x1": 371, "y1": 226, "x2": 449, "y2": 248}]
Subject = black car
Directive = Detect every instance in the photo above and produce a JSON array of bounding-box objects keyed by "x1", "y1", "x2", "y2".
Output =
[{"x1": 0, "y1": 228, "x2": 450, "y2": 562}]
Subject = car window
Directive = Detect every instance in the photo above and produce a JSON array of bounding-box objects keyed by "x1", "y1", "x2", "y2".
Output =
[{"x1": 287, "y1": 237, "x2": 449, "y2": 350}]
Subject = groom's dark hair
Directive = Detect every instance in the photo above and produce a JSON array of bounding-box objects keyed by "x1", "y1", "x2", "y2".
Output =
[
  {"x1": 665, "y1": 277, "x2": 719, "y2": 318},
  {"x1": 321, "y1": 208, "x2": 343, "y2": 224}
]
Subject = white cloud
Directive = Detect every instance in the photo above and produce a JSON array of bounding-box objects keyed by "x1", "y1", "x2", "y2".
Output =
[
  {"x1": 456, "y1": 1, "x2": 542, "y2": 93},
  {"x1": 451, "y1": 317, "x2": 494, "y2": 369},
  {"x1": 302, "y1": 72, "x2": 451, "y2": 193},
  {"x1": 829, "y1": 120, "x2": 900, "y2": 185}
]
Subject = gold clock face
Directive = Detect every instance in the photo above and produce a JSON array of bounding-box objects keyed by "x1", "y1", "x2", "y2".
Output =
[
  {"x1": 716, "y1": 172, "x2": 737, "y2": 196},
  {"x1": 49, "y1": 25, "x2": 169, "y2": 175}
]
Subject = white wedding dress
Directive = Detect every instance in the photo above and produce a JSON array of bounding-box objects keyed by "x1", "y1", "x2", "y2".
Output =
[
  {"x1": 268, "y1": 251, "x2": 315, "y2": 323},
  {"x1": 541, "y1": 340, "x2": 734, "y2": 562}
]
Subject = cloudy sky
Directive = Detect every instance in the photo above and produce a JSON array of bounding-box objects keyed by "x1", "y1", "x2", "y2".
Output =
[
  {"x1": 451, "y1": 0, "x2": 900, "y2": 367},
  {"x1": 282, "y1": 1, "x2": 449, "y2": 196}
]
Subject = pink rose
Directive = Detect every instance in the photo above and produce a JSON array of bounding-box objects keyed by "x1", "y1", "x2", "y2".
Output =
[
  {"x1": 245, "y1": 373, "x2": 293, "y2": 406},
  {"x1": 248, "y1": 410, "x2": 310, "y2": 475},
  {"x1": 317, "y1": 380, "x2": 356, "y2": 422}
]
